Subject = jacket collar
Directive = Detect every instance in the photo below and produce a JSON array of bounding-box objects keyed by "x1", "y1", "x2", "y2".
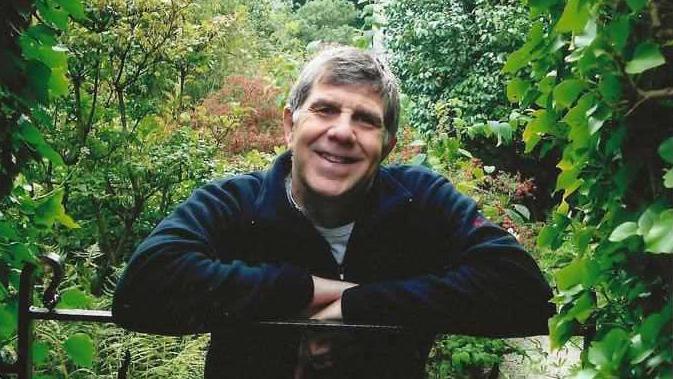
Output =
[{"x1": 252, "y1": 151, "x2": 413, "y2": 226}]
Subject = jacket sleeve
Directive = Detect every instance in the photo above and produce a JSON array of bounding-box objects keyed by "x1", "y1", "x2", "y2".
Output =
[
  {"x1": 341, "y1": 170, "x2": 554, "y2": 337},
  {"x1": 112, "y1": 179, "x2": 314, "y2": 335}
]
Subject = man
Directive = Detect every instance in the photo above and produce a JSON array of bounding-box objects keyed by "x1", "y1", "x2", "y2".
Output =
[{"x1": 113, "y1": 46, "x2": 554, "y2": 378}]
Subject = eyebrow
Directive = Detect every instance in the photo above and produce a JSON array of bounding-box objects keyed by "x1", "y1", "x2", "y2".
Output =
[{"x1": 308, "y1": 98, "x2": 383, "y2": 127}]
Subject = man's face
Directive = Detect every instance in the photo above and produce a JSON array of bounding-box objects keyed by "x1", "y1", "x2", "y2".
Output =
[{"x1": 283, "y1": 81, "x2": 396, "y2": 201}]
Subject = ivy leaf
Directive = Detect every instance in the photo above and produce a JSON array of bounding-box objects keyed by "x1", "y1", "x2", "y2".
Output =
[
  {"x1": 609, "y1": 222, "x2": 638, "y2": 242},
  {"x1": 63, "y1": 333, "x2": 94, "y2": 367},
  {"x1": 48, "y1": 66, "x2": 69, "y2": 98},
  {"x1": 523, "y1": 110, "x2": 555, "y2": 152},
  {"x1": 663, "y1": 169, "x2": 673, "y2": 189},
  {"x1": 506, "y1": 78, "x2": 531, "y2": 103},
  {"x1": 503, "y1": 23, "x2": 544, "y2": 73},
  {"x1": 598, "y1": 74, "x2": 622, "y2": 103},
  {"x1": 625, "y1": 42, "x2": 666, "y2": 74},
  {"x1": 658, "y1": 137, "x2": 673, "y2": 164},
  {"x1": 553, "y1": 79, "x2": 585, "y2": 109},
  {"x1": 528, "y1": 0, "x2": 560, "y2": 16},
  {"x1": 549, "y1": 314, "x2": 576, "y2": 349},
  {"x1": 575, "y1": 19, "x2": 597, "y2": 49},
  {"x1": 588, "y1": 328, "x2": 629, "y2": 371},
  {"x1": 54, "y1": 0, "x2": 86, "y2": 20},
  {"x1": 37, "y1": 0, "x2": 70, "y2": 31},
  {"x1": 567, "y1": 291, "x2": 594, "y2": 322},
  {"x1": 555, "y1": 0, "x2": 591, "y2": 33},
  {"x1": 606, "y1": 17, "x2": 630, "y2": 53},
  {"x1": 643, "y1": 209, "x2": 673, "y2": 254},
  {"x1": 555, "y1": 257, "x2": 599, "y2": 290},
  {"x1": 625, "y1": 0, "x2": 647, "y2": 12}
]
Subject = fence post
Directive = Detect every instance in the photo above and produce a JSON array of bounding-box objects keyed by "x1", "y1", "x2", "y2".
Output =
[{"x1": 17, "y1": 263, "x2": 36, "y2": 379}]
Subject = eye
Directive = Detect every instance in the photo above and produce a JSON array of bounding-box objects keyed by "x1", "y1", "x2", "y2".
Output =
[
  {"x1": 354, "y1": 114, "x2": 382, "y2": 129},
  {"x1": 311, "y1": 105, "x2": 339, "y2": 116}
]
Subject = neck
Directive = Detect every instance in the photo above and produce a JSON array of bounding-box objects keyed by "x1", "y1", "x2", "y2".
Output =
[
  {"x1": 296, "y1": 188, "x2": 361, "y2": 228},
  {"x1": 288, "y1": 176, "x2": 363, "y2": 228}
]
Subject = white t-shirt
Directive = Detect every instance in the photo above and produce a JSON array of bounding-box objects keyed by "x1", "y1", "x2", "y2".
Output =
[{"x1": 314, "y1": 222, "x2": 354, "y2": 265}]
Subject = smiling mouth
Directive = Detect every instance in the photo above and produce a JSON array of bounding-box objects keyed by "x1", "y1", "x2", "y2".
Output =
[{"x1": 317, "y1": 151, "x2": 359, "y2": 164}]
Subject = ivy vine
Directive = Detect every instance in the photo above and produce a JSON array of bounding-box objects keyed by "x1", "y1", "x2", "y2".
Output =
[{"x1": 505, "y1": 0, "x2": 672, "y2": 376}]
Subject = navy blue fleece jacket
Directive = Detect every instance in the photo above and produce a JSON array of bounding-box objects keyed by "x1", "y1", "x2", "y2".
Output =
[{"x1": 113, "y1": 152, "x2": 554, "y2": 376}]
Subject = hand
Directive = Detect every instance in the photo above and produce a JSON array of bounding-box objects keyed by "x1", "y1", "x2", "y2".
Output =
[
  {"x1": 308, "y1": 276, "x2": 356, "y2": 311},
  {"x1": 310, "y1": 298, "x2": 342, "y2": 320}
]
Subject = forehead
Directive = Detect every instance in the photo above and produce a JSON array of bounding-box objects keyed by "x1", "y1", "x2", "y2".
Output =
[{"x1": 304, "y1": 81, "x2": 384, "y2": 115}]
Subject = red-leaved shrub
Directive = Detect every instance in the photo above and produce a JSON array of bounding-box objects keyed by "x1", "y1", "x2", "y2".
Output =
[{"x1": 195, "y1": 75, "x2": 285, "y2": 154}]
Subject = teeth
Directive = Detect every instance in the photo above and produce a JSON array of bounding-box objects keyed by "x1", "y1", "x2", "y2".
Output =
[{"x1": 321, "y1": 153, "x2": 353, "y2": 164}]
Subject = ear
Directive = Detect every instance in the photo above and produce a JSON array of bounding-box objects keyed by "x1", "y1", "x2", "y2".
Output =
[
  {"x1": 282, "y1": 107, "x2": 294, "y2": 147},
  {"x1": 381, "y1": 133, "x2": 397, "y2": 161}
]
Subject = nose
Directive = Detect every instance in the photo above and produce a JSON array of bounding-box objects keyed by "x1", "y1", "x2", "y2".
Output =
[{"x1": 326, "y1": 113, "x2": 356, "y2": 145}]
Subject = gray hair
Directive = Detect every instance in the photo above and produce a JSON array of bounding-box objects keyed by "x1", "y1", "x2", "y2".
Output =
[{"x1": 286, "y1": 46, "x2": 401, "y2": 138}]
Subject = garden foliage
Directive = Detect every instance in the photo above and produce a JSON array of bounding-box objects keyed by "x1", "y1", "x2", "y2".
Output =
[{"x1": 503, "y1": 0, "x2": 672, "y2": 376}]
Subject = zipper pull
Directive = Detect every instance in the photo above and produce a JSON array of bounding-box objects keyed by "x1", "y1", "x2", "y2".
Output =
[{"x1": 338, "y1": 265, "x2": 345, "y2": 281}]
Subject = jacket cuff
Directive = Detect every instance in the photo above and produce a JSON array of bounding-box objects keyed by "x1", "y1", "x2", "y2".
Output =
[
  {"x1": 341, "y1": 285, "x2": 388, "y2": 324},
  {"x1": 271, "y1": 264, "x2": 314, "y2": 316}
]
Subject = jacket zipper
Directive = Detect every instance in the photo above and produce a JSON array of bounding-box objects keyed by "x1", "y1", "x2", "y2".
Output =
[{"x1": 338, "y1": 264, "x2": 345, "y2": 281}]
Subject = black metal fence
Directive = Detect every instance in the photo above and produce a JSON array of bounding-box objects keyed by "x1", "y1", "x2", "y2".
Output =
[{"x1": 0, "y1": 254, "x2": 588, "y2": 378}]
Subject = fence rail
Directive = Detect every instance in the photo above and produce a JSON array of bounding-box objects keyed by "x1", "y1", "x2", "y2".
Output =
[{"x1": 0, "y1": 254, "x2": 590, "y2": 378}]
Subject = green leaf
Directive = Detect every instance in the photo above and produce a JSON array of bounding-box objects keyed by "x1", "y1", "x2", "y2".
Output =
[
  {"x1": 663, "y1": 169, "x2": 673, "y2": 188},
  {"x1": 638, "y1": 207, "x2": 657, "y2": 235},
  {"x1": 606, "y1": 17, "x2": 630, "y2": 53},
  {"x1": 658, "y1": 137, "x2": 673, "y2": 164},
  {"x1": 55, "y1": 0, "x2": 86, "y2": 20},
  {"x1": 0, "y1": 221, "x2": 19, "y2": 241},
  {"x1": 523, "y1": 110, "x2": 555, "y2": 152},
  {"x1": 37, "y1": 0, "x2": 69, "y2": 31},
  {"x1": 58, "y1": 288, "x2": 92, "y2": 309},
  {"x1": 528, "y1": 0, "x2": 560, "y2": 16},
  {"x1": 626, "y1": 0, "x2": 647, "y2": 12},
  {"x1": 549, "y1": 314, "x2": 576, "y2": 349},
  {"x1": 18, "y1": 123, "x2": 47, "y2": 146},
  {"x1": 555, "y1": 0, "x2": 591, "y2": 33},
  {"x1": 553, "y1": 79, "x2": 586, "y2": 109},
  {"x1": 609, "y1": 222, "x2": 638, "y2": 242},
  {"x1": 588, "y1": 328, "x2": 629, "y2": 370},
  {"x1": 8, "y1": 243, "x2": 36, "y2": 266},
  {"x1": 36, "y1": 143, "x2": 65, "y2": 166},
  {"x1": 33, "y1": 342, "x2": 50, "y2": 364},
  {"x1": 503, "y1": 23, "x2": 544, "y2": 73},
  {"x1": 48, "y1": 66, "x2": 69, "y2": 98},
  {"x1": 34, "y1": 189, "x2": 79, "y2": 228},
  {"x1": 625, "y1": 42, "x2": 666, "y2": 74},
  {"x1": 63, "y1": 333, "x2": 94, "y2": 367},
  {"x1": 643, "y1": 209, "x2": 673, "y2": 253},
  {"x1": 598, "y1": 74, "x2": 622, "y2": 103},
  {"x1": 639, "y1": 309, "x2": 669, "y2": 344},
  {"x1": 506, "y1": 78, "x2": 531, "y2": 103},
  {"x1": 567, "y1": 291, "x2": 594, "y2": 322},
  {"x1": 513, "y1": 204, "x2": 531, "y2": 220},
  {"x1": 575, "y1": 19, "x2": 597, "y2": 49},
  {"x1": 0, "y1": 306, "x2": 17, "y2": 339},
  {"x1": 557, "y1": 257, "x2": 600, "y2": 290}
]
